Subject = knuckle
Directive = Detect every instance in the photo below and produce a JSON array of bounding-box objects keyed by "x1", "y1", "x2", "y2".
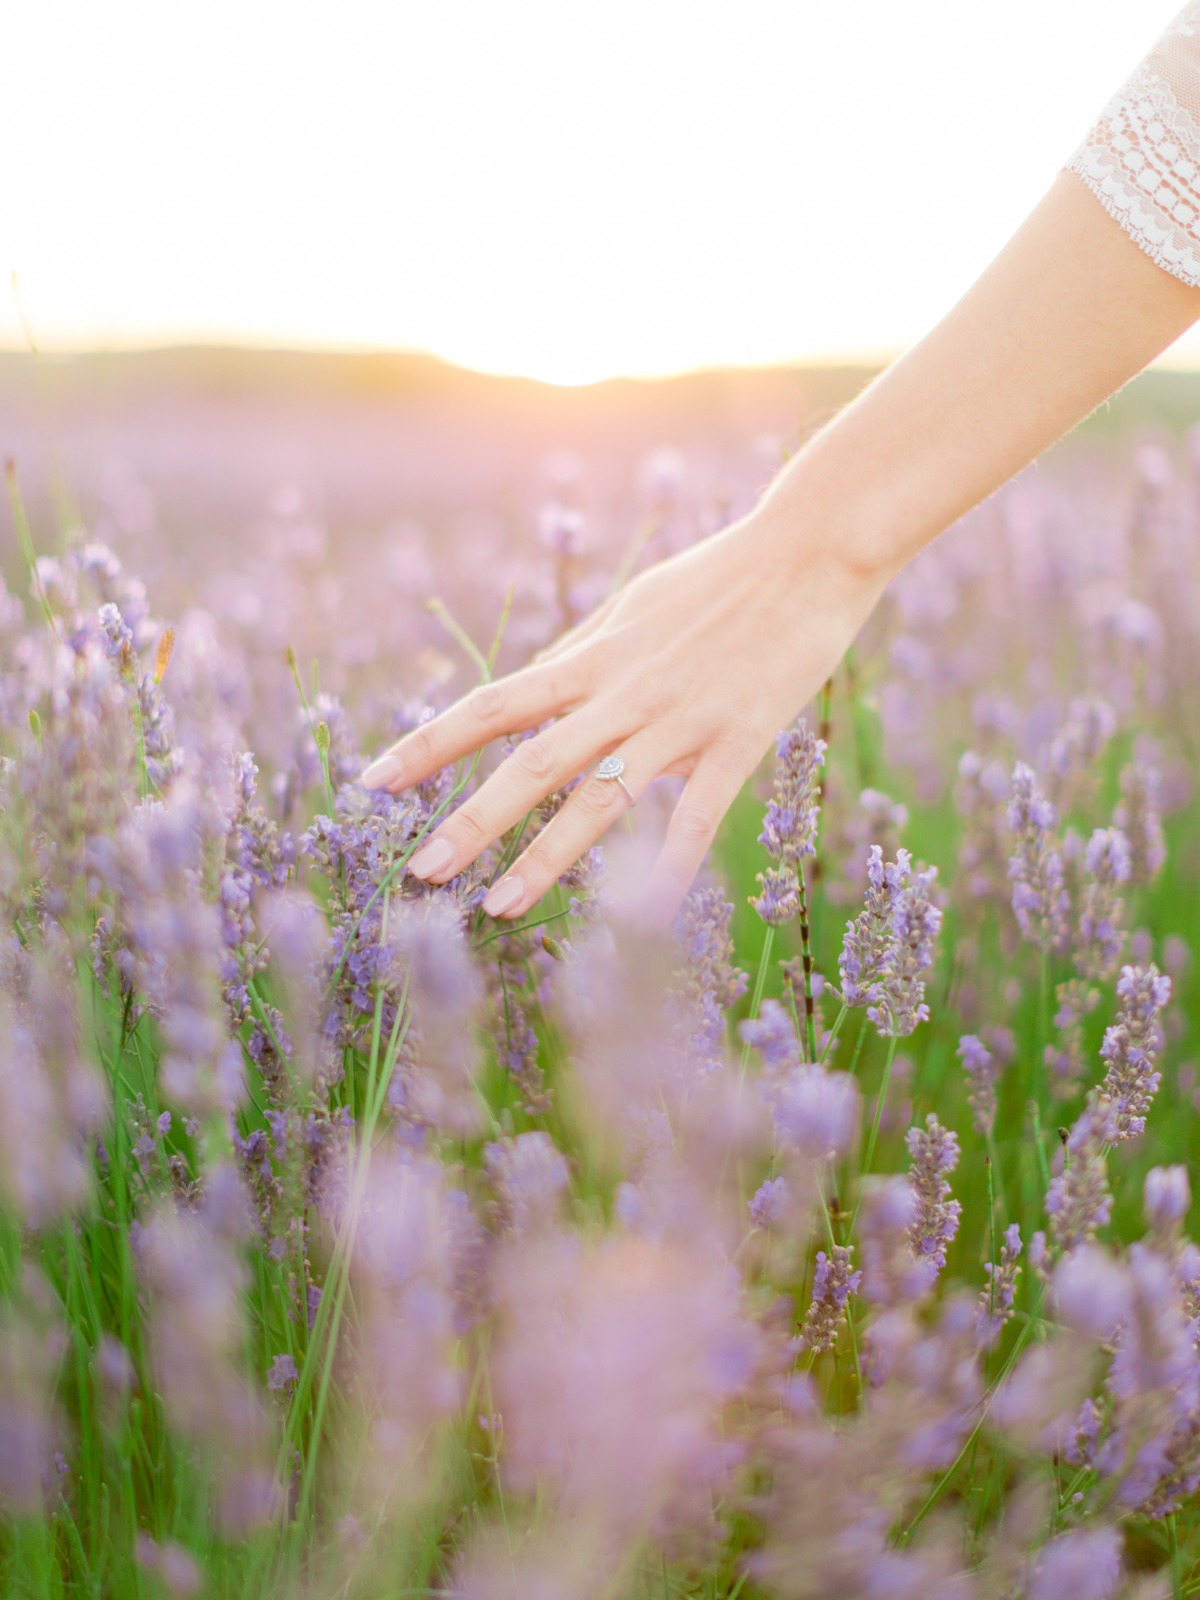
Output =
[
  {"x1": 468, "y1": 682, "x2": 505, "y2": 723},
  {"x1": 407, "y1": 723, "x2": 439, "y2": 770},
  {"x1": 574, "y1": 775, "x2": 625, "y2": 820},
  {"x1": 672, "y1": 804, "x2": 717, "y2": 844},
  {"x1": 452, "y1": 807, "x2": 490, "y2": 848},
  {"x1": 511, "y1": 734, "x2": 555, "y2": 781}
]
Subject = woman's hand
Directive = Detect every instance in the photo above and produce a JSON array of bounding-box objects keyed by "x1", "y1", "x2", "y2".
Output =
[{"x1": 360, "y1": 511, "x2": 888, "y2": 924}]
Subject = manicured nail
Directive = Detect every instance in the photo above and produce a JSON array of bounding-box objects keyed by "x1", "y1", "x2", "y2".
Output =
[
  {"x1": 481, "y1": 874, "x2": 525, "y2": 917},
  {"x1": 361, "y1": 751, "x2": 402, "y2": 788},
  {"x1": 408, "y1": 836, "x2": 455, "y2": 879}
]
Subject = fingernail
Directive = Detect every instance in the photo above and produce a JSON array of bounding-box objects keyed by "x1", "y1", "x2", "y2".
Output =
[
  {"x1": 408, "y1": 836, "x2": 455, "y2": 879},
  {"x1": 361, "y1": 751, "x2": 402, "y2": 789},
  {"x1": 481, "y1": 874, "x2": 525, "y2": 917}
]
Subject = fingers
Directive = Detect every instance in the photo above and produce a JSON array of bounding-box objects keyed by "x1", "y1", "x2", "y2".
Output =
[
  {"x1": 638, "y1": 743, "x2": 761, "y2": 928},
  {"x1": 478, "y1": 728, "x2": 659, "y2": 918},
  {"x1": 360, "y1": 660, "x2": 584, "y2": 792},
  {"x1": 402, "y1": 703, "x2": 640, "y2": 888}
]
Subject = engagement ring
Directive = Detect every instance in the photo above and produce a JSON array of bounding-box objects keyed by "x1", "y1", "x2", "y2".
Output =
[{"x1": 593, "y1": 753, "x2": 635, "y2": 805}]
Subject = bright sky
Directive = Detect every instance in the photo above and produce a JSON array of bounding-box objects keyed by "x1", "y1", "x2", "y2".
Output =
[{"x1": 4, "y1": 1, "x2": 1197, "y2": 386}]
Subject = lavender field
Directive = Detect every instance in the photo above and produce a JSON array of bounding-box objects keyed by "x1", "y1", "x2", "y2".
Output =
[{"x1": 1, "y1": 350, "x2": 1199, "y2": 1599}]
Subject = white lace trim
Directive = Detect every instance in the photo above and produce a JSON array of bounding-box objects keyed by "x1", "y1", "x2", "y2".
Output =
[{"x1": 1066, "y1": 62, "x2": 1200, "y2": 288}]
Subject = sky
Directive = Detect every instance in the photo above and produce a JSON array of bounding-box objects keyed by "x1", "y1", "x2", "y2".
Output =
[{"x1": 3, "y1": 0, "x2": 1197, "y2": 386}]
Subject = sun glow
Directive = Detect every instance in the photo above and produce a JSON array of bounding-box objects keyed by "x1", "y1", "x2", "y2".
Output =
[{"x1": 4, "y1": 0, "x2": 1196, "y2": 384}]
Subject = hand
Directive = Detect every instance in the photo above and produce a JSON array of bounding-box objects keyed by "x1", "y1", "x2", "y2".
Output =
[{"x1": 360, "y1": 512, "x2": 886, "y2": 924}]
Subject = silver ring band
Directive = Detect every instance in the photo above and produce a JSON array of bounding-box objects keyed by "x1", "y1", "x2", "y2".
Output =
[{"x1": 593, "y1": 752, "x2": 635, "y2": 805}]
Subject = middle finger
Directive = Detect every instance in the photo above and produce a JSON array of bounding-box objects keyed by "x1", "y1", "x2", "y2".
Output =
[{"x1": 406, "y1": 704, "x2": 638, "y2": 884}]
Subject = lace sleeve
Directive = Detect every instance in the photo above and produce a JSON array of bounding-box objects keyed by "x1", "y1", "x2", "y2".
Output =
[{"x1": 1066, "y1": 3, "x2": 1200, "y2": 287}]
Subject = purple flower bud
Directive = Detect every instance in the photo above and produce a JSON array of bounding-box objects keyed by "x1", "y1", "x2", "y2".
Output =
[
  {"x1": 1007, "y1": 762, "x2": 1069, "y2": 953},
  {"x1": 748, "y1": 1176, "x2": 789, "y2": 1230},
  {"x1": 1098, "y1": 964, "x2": 1171, "y2": 1141},
  {"x1": 798, "y1": 1245, "x2": 861, "y2": 1354},
  {"x1": 958, "y1": 1033, "x2": 999, "y2": 1139},
  {"x1": 1144, "y1": 1165, "x2": 1190, "y2": 1233},
  {"x1": 905, "y1": 1114, "x2": 962, "y2": 1278}
]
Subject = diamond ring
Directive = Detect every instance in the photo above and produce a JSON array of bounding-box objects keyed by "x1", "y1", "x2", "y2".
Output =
[{"x1": 593, "y1": 752, "x2": 635, "y2": 805}]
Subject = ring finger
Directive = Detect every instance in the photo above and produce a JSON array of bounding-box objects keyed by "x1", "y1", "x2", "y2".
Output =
[{"x1": 479, "y1": 727, "x2": 674, "y2": 919}]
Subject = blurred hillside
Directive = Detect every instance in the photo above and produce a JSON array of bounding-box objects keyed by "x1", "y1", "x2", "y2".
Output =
[{"x1": 3, "y1": 347, "x2": 1200, "y2": 533}]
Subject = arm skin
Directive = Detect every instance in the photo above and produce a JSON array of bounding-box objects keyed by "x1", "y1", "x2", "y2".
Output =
[{"x1": 361, "y1": 171, "x2": 1200, "y2": 925}]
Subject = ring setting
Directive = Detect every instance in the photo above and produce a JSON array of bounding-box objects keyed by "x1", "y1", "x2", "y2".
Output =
[{"x1": 594, "y1": 753, "x2": 635, "y2": 804}]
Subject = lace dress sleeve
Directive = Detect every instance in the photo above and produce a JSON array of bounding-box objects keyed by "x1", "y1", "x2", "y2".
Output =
[{"x1": 1066, "y1": 3, "x2": 1200, "y2": 286}]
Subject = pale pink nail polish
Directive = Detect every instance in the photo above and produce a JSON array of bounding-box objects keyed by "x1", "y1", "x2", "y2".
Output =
[
  {"x1": 482, "y1": 875, "x2": 525, "y2": 917},
  {"x1": 361, "y1": 751, "x2": 403, "y2": 788},
  {"x1": 408, "y1": 836, "x2": 454, "y2": 879}
]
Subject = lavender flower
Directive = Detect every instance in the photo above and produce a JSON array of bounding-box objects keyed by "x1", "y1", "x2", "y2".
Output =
[
  {"x1": 1113, "y1": 761, "x2": 1166, "y2": 887},
  {"x1": 977, "y1": 1223, "x2": 1022, "y2": 1347},
  {"x1": 670, "y1": 886, "x2": 748, "y2": 1073},
  {"x1": 756, "y1": 718, "x2": 826, "y2": 869},
  {"x1": 799, "y1": 1245, "x2": 861, "y2": 1354},
  {"x1": 750, "y1": 718, "x2": 825, "y2": 926},
  {"x1": 1027, "y1": 1526, "x2": 1123, "y2": 1600},
  {"x1": 1075, "y1": 827, "x2": 1131, "y2": 980},
  {"x1": 1046, "y1": 1094, "x2": 1117, "y2": 1254},
  {"x1": 905, "y1": 1114, "x2": 962, "y2": 1280},
  {"x1": 1098, "y1": 964, "x2": 1171, "y2": 1141},
  {"x1": 1145, "y1": 1165, "x2": 1191, "y2": 1237},
  {"x1": 838, "y1": 845, "x2": 896, "y2": 1007},
  {"x1": 958, "y1": 1033, "x2": 999, "y2": 1139},
  {"x1": 954, "y1": 750, "x2": 1010, "y2": 903},
  {"x1": 1007, "y1": 762, "x2": 1069, "y2": 953},
  {"x1": 485, "y1": 1133, "x2": 569, "y2": 1234},
  {"x1": 867, "y1": 863, "x2": 942, "y2": 1037},
  {"x1": 266, "y1": 1354, "x2": 298, "y2": 1394},
  {"x1": 748, "y1": 1175, "x2": 789, "y2": 1229}
]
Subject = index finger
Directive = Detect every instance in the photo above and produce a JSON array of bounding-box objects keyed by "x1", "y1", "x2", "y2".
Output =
[{"x1": 359, "y1": 660, "x2": 584, "y2": 792}]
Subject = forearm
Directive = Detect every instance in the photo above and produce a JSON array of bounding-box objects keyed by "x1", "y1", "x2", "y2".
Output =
[{"x1": 755, "y1": 170, "x2": 1200, "y2": 585}]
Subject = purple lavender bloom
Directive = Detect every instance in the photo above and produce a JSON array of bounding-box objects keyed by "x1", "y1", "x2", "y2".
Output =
[
  {"x1": 799, "y1": 1245, "x2": 861, "y2": 1354},
  {"x1": 750, "y1": 865, "x2": 799, "y2": 927},
  {"x1": 857, "y1": 1175, "x2": 929, "y2": 1308},
  {"x1": 738, "y1": 998, "x2": 800, "y2": 1077},
  {"x1": 757, "y1": 718, "x2": 826, "y2": 869},
  {"x1": 1007, "y1": 762, "x2": 1069, "y2": 953},
  {"x1": 954, "y1": 749, "x2": 1011, "y2": 902},
  {"x1": 905, "y1": 1114, "x2": 962, "y2": 1278},
  {"x1": 1046, "y1": 1094, "x2": 1117, "y2": 1254},
  {"x1": 976, "y1": 1223, "x2": 1022, "y2": 1347},
  {"x1": 770, "y1": 1064, "x2": 860, "y2": 1163},
  {"x1": 868, "y1": 864, "x2": 942, "y2": 1038},
  {"x1": 1114, "y1": 761, "x2": 1166, "y2": 887},
  {"x1": 266, "y1": 1354, "x2": 298, "y2": 1394},
  {"x1": 1074, "y1": 826, "x2": 1131, "y2": 983},
  {"x1": 1027, "y1": 1526, "x2": 1122, "y2": 1600},
  {"x1": 748, "y1": 1175, "x2": 789, "y2": 1229},
  {"x1": 958, "y1": 1033, "x2": 999, "y2": 1139},
  {"x1": 1145, "y1": 1165, "x2": 1190, "y2": 1234},
  {"x1": 1045, "y1": 695, "x2": 1118, "y2": 787},
  {"x1": 838, "y1": 845, "x2": 901, "y2": 1008},
  {"x1": 670, "y1": 886, "x2": 748, "y2": 1073},
  {"x1": 1098, "y1": 964, "x2": 1171, "y2": 1141},
  {"x1": 484, "y1": 1132, "x2": 569, "y2": 1234}
]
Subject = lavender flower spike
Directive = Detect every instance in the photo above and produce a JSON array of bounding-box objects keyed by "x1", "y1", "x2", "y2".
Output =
[
  {"x1": 868, "y1": 863, "x2": 942, "y2": 1038},
  {"x1": 1098, "y1": 963, "x2": 1171, "y2": 1141},
  {"x1": 976, "y1": 1223, "x2": 1022, "y2": 1347},
  {"x1": 1114, "y1": 761, "x2": 1166, "y2": 887},
  {"x1": 958, "y1": 1034, "x2": 999, "y2": 1139},
  {"x1": 757, "y1": 717, "x2": 826, "y2": 868},
  {"x1": 838, "y1": 845, "x2": 903, "y2": 1008},
  {"x1": 1046, "y1": 1093, "x2": 1118, "y2": 1254},
  {"x1": 905, "y1": 1113, "x2": 962, "y2": 1280},
  {"x1": 1007, "y1": 761, "x2": 1069, "y2": 953},
  {"x1": 799, "y1": 1245, "x2": 861, "y2": 1354}
]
